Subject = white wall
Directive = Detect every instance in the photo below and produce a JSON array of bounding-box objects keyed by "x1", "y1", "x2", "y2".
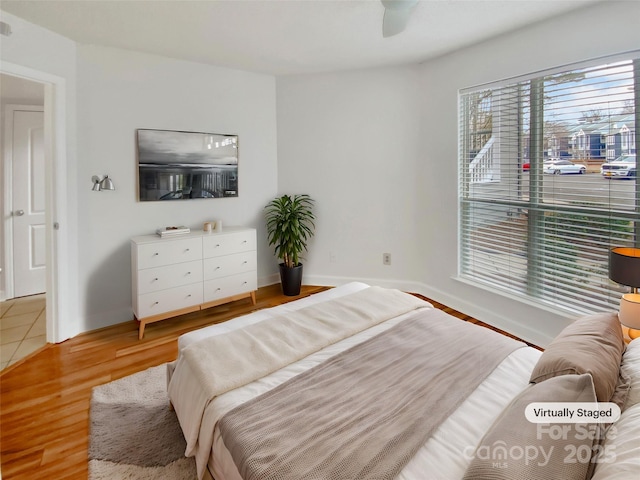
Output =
[
  {"x1": 277, "y1": 66, "x2": 424, "y2": 292},
  {"x1": 76, "y1": 45, "x2": 278, "y2": 331},
  {"x1": 277, "y1": 0, "x2": 640, "y2": 347}
]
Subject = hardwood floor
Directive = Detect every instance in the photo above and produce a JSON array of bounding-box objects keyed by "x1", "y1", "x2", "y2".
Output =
[{"x1": 0, "y1": 284, "x2": 538, "y2": 479}]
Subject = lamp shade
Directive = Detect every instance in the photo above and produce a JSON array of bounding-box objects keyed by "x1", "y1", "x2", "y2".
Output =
[
  {"x1": 609, "y1": 247, "x2": 640, "y2": 288},
  {"x1": 99, "y1": 175, "x2": 115, "y2": 191},
  {"x1": 619, "y1": 293, "x2": 640, "y2": 330}
]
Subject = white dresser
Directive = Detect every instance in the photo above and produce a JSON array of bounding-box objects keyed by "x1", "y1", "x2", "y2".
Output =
[{"x1": 131, "y1": 227, "x2": 257, "y2": 339}]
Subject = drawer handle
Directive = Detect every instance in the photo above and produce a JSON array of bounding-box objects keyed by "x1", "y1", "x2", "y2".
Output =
[
  {"x1": 153, "y1": 301, "x2": 159, "y2": 305},
  {"x1": 185, "y1": 248, "x2": 190, "y2": 252},
  {"x1": 153, "y1": 278, "x2": 158, "y2": 281},
  {"x1": 153, "y1": 252, "x2": 159, "y2": 256},
  {"x1": 215, "y1": 244, "x2": 221, "y2": 248},
  {"x1": 215, "y1": 266, "x2": 221, "y2": 270},
  {"x1": 187, "y1": 294, "x2": 192, "y2": 297},
  {"x1": 243, "y1": 281, "x2": 248, "y2": 285},
  {"x1": 187, "y1": 272, "x2": 191, "y2": 275},
  {"x1": 216, "y1": 288, "x2": 221, "y2": 292},
  {"x1": 243, "y1": 261, "x2": 248, "y2": 264},
  {"x1": 242, "y1": 240, "x2": 247, "y2": 244}
]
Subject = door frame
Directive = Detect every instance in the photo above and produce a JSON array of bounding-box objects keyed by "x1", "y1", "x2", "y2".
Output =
[{"x1": 1, "y1": 61, "x2": 69, "y2": 343}]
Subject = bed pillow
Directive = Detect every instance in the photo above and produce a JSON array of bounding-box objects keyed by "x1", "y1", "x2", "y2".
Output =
[
  {"x1": 590, "y1": 402, "x2": 640, "y2": 479},
  {"x1": 529, "y1": 312, "x2": 625, "y2": 402},
  {"x1": 463, "y1": 374, "x2": 598, "y2": 480},
  {"x1": 620, "y1": 339, "x2": 640, "y2": 410}
]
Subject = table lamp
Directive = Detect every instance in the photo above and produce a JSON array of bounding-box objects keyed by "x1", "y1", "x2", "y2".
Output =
[{"x1": 609, "y1": 247, "x2": 640, "y2": 340}]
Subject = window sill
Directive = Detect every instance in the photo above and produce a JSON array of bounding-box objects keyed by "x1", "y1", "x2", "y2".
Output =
[{"x1": 452, "y1": 275, "x2": 588, "y2": 320}]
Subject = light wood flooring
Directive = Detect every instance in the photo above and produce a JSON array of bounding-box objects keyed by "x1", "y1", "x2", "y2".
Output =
[{"x1": 0, "y1": 284, "x2": 538, "y2": 479}]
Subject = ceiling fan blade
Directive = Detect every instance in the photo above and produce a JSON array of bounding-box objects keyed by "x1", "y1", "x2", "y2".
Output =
[
  {"x1": 381, "y1": 0, "x2": 418, "y2": 38},
  {"x1": 382, "y1": 8, "x2": 411, "y2": 37}
]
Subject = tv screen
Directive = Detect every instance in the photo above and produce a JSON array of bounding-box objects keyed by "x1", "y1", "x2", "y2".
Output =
[{"x1": 137, "y1": 129, "x2": 238, "y2": 201}]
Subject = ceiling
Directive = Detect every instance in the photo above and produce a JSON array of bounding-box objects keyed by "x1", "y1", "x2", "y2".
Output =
[{"x1": 1, "y1": 0, "x2": 601, "y2": 76}]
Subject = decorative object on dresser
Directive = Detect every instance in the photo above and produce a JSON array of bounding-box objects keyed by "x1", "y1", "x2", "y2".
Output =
[
  {"x1": 157, "y1": 226, "x2": 191, "y2": 238},
  {"x1": 131, "y1": 227, "x2": 257, "y2": 339},
  {"x1": 265, "y1": 194, "x2": 315, "y2": 296},
  {"x1": 202, "y1": 221, "x2": 222, "y2": 234}
]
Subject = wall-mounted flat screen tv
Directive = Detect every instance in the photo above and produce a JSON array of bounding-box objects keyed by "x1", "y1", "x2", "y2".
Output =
[{"x1": 137, "y1": 128, "x2": 238, "y2": 201}]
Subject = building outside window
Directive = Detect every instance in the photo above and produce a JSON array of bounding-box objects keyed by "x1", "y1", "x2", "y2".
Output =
[{"x1": 622, "y1": 125, "x2": 630, "y2": 152}]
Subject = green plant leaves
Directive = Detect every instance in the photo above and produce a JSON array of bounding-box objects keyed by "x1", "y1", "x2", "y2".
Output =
[{"x1": 265, "y1": 194, "x2": 316, "y2": 268}]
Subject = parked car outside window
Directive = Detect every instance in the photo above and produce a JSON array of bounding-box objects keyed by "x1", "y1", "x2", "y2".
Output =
[
  {"x1": 543, "y1": 160, "x2": 587, "y2": 175},
  {"x1": 600, "y1": 154, "x2": 636, "y2": 179},
  {"x1": 523, "y1": 159, "x2": 559, "y2": 172}
]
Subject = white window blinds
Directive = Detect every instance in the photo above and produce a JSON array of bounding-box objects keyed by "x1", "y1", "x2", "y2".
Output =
[{"x1": 459, "y1": 53, "x2": 639, "y2": 314}]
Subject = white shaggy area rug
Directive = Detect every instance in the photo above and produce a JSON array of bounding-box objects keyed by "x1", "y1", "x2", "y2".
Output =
[{"x1": 89, "y1": 364, "x2": 197, "y2": 479}]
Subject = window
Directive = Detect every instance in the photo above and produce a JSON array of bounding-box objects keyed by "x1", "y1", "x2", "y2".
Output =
[{"x1": 459, "y1": 53, "x2": 639, "y2": 314}]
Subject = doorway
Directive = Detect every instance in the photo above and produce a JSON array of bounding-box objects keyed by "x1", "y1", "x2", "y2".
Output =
[
  {"x1": 0, "y1": 59, "x2": 72, "y2": 354},
  {"x1": 1, "y1": 75, "x2": 47, "y2": 368},
  {"x1": 1, "y1": 57, "x2": 77, "y2": 349}
]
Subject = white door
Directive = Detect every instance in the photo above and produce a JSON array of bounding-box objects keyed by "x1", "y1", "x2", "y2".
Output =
[{"x1": 11, "y1": 108, "x2": 46, "y2": 297}]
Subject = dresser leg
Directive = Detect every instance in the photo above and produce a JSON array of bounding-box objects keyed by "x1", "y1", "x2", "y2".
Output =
[
  {"x1": 250, "y1": 290, "x2": 257, "y2": 305},
  {"x1": 139, "y1": 321, "x2": 146, "y2": 340}
]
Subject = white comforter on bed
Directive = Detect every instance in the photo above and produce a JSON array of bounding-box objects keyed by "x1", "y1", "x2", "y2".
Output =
[{"x1": 171, "y1": 282, "x2": 542, "y2": 480}]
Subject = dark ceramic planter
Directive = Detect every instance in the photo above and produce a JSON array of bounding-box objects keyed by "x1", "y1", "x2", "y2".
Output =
[{"x1": 279, "y1": 263, "x2": 303, "y2": 296}]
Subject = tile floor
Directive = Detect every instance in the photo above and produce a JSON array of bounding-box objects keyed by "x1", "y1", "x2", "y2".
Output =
[{"x1": 1, "y1": 294, "x2": 47, "y2": 371}]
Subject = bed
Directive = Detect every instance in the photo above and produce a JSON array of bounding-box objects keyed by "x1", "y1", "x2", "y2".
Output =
[{"x1": 167, "y1": 282, "x2": 640, "y2": 480}]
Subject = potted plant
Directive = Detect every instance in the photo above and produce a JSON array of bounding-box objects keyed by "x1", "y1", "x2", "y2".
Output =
[{"x1": 265, "y1": 194, "x2": 315, "y2": 296}]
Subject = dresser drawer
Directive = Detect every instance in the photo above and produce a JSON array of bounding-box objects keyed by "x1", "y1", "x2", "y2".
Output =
[
  {"x1": 203, "y1": 271, "x2": 257, "y2": 303},
  {"x1": 203, "y1": 252, "x2": 256, "y2": 281},
  {"x1": 137, "y1": 260, "x2": 203, "y2": 295},
  {"x1": 136, "y1": 283, "x2": 203, "y2": 319},
  {"x1": 202, "y1": 230, "x2": 256, "y2": 258},
  {"x1": 136, "y1": 237, "x2": 202, "y2": 269}
]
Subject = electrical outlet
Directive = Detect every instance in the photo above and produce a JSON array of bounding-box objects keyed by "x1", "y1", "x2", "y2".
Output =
[{"x1": 383, "y1": 253, "x2": 391, "y2": 265}]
